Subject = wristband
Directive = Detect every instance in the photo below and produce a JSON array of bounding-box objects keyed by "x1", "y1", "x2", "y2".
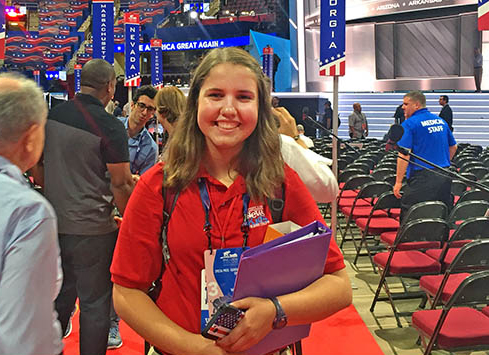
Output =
[{"x1": 293, "y1": 135, "x2": 300, "y2": 141}]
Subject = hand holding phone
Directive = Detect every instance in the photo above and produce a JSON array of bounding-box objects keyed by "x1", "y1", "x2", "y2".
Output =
[{"x1": 202, "y1": 303, "x2": 245, "y2": 341}]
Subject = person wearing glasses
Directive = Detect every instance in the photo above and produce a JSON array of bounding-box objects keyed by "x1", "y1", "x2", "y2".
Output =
[
  {"x1": 37, "y1": 59, "x2": 135, "y2": 355},
  {"x1": 118, "y1": 85, "x2": 158, "y2": 179}
]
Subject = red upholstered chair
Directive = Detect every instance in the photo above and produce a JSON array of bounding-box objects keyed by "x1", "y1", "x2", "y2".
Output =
[
  {"x1": 412, "y1": 271, "x2": 489, "y2": 355},
  {"x1": 339, "y1": 181, "x2": 392, "y2": 249},
  {"x1": 420, "y1": 239, "x2": 489, "y2": 309},
  {"x1": 380, "y1": 201, "x2": 448, "y2": 251},
  {"x1": 337, "y1": 174, "x2": 374, "y2": 206},
  {"x1": 337, "y1": 168, "x2": 366, "y2": 191},
  {"x1": 445, "y1": 200, "x2": 489, "y2": 248},
  {"x1": 353, "y1": 191, "x2": 401, "y2": 271},
  {"x1": 370, "y1": 219, "x2": 449, "y2": 327},
  {"x1": 425, "y1": 217, "x2": 489, "y2": 269},
  {"x1": 336, "y1": 175, "x2": 375, "y2": 247}
]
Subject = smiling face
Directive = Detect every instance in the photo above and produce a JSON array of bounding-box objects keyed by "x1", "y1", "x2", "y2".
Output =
[{"x1": 197, "y1": 63, "x2": 259, "y2": 158}]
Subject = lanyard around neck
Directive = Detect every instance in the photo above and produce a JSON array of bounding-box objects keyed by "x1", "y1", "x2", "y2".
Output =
[{"x1": 197, "y1": 178, "x2": 250, "y2": 254}]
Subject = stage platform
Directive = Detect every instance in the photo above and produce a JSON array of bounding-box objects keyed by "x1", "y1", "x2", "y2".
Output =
[{"x1": 275, "y1": 92, "x2": 489, "y2": 147}]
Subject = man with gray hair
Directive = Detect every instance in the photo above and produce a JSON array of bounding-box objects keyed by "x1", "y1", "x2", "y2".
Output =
[
  {"x1": 0, "y1": 73, "x2": 63, "y2": 355},
  {"x1": 348, "y1": 102, "x2": 368, "y2": 139},
  {"x1": 38, "y1": 59, "x2": 134, "y2": 355},
  {"x1": 394, "y1": 90, "x2": 457, "y2": 221}
]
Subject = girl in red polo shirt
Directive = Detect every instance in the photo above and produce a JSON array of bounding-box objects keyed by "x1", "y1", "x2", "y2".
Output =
[{"x1": 111, "y1": 47, "x2": 352, "y2": 355}]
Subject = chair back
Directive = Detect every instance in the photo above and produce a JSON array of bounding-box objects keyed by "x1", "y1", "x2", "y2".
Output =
[
  {"x1": 447, "y1": 239, "x2": 489, "y2": 274},
  {"x1": 341, "y1": 175, "x2": 374, "y2": 192},
  {"x1": 402, "y1": 201, "x2": 448, "y2": 227},
  {"x1": 448, "y1": 200, "x2": 489, "y2": 227},
  {"x1": 338, "y1": 169, "x2": 366, "y2": 183},
  {"x1": 372, "y1": 168, "x2": 396, "y2": 181},
  {"x1": 345, "y1": 162, "x2": 371, "y2": 174},
  {"x1": 394, "y1": 219, "x2": 449, "y2": 247},
  {"x1": 451, "y1": 180, "x2": 467, "y2": 197},
  {"x1": 355, "y1": 158, "x2": 376, "y2": 170},
  {"x1": 356, "y1": 181, "x2": 392, "y2": 200},
  {"x1": 446, "y1": 270, "x2": 489, "y2": 309},
  {"x1": 372, "y1": 191, "x2": 401, "y2": 211},
  {"x1": 384, "y1": 174, "x2": 397, "y2": 186},
  {"x1": 448, "y1": 217, "x2": 489, "y2": 244}
]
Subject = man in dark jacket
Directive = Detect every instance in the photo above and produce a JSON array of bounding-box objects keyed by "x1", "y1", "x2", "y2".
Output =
[{"x1": 439, "y1": 95, "x2": 453, "y2": 131}]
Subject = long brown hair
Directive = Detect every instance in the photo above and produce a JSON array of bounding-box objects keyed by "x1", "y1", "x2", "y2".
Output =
[
  {"x1": 154, "y1": 86, "x2": 186, "y2": 124},
  {"x1": 163, "y1": 47, "x2": 284, "y2": 200}
]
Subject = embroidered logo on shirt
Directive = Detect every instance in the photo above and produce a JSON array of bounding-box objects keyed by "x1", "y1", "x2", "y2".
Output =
[{"x1": 247, "y1": 205, "x2": 270, "y2": 228}]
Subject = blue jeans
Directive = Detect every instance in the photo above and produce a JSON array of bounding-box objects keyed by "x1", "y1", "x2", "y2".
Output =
[{"x1": 55, "y1": 231, "x2": 118, "y2": 355}]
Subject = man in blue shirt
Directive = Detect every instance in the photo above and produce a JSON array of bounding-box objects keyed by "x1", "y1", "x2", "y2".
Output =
[
  {"x1": 118, "y1": 85, "x2": 158, "y2": 178},
  {"x1": 0, "y1": 73, "x2": 63, "y2": 355},
  {"x1": 394, "y1": 91, "x2": 457, "y2": 221}
]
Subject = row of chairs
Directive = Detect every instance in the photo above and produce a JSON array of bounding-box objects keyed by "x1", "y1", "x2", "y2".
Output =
[{"x1": 327, "y1": 140, "x2": 489, "y2": 354}]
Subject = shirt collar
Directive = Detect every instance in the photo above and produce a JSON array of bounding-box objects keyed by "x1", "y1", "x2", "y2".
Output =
[
  {"x1": 196, "y1": 164, "x2": 247, "y2": 196},
  {"x1": 412, "y1": 108, "x2": 429, "y2": 116},
  {"x1": 75, "y1": 93, "x2": 104, "y2": 107},
  {"x1": 0, "y1": 155, "x2": 28, "y2": 186},
  {"x1": 120, "y1": 117, "x2": 146, "y2": 140}
]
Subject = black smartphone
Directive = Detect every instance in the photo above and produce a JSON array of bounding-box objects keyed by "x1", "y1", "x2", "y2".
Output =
[{"x1": 201, "y1": 303, "x2": 245, "y2": 341}]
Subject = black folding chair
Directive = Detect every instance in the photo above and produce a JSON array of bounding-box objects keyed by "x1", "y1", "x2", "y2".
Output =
[
  {"x1": 370, "y1": 219, "x2": 450, "y2": 327},
  {"x1": 420, "y1": 239, "x2": 489, "y2": 309},
  {"x1": 412, "y1": 271, "x2": 489, "y2": 355}
]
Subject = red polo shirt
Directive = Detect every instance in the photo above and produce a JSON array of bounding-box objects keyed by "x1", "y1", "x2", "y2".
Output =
[{"x1": 111, "y1": 162, "x2": 345, "y2": 334}]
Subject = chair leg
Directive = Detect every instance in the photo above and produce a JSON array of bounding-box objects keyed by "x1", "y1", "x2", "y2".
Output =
[
  {"x1": 294, "y1": 341, "x2": 302, "y2": 355},
  {"x1": 353, "y1": 231, "x2": 367, "y2": 265},
  {"x1": 364, "y1": 238, "x2": 378, "y2": 273},
  {"x1": 339, "y1": 215, "x2": 352, "y2": 248},
  {"x1": 383, "y1": 279, "x2": 403, "y2": 328},
  {"x1": 370, "y1": 266, "x2": 387, "y2": 312}
]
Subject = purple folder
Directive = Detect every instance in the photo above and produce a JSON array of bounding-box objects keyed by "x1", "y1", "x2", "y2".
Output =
[{"x1": 232, "y1": 221, "x2": 332, "y2": 355}]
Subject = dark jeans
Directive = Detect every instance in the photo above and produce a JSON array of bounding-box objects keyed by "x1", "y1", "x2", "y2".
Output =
[
  {"x1": 400, "y1": 169, "x2": 452, "y2": 223},
  {"x1": 474, "y1": 67, "x2": 483, "y2": 92},
  {"x1": 55, "y1": 231, "x2": 118, "y2": 355}
]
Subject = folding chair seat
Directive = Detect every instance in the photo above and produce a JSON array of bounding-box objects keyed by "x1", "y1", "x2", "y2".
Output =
[
  {"x1": 339, "y1": 181, "x2": 392, "y2": 249},
  {"x1": 412, "y1": 271, "x2": 489, "y2": 355},
  {"x1": 370, "y1": 219, "x2": 449, "y2": 327},
  {"x1": 419, "y1": 239, "x2": 489, "y2": 307},
  {"x1": 425, "y1": 217, "x2": 489, "y2": 268},
  {"x1": 352, "y1": 191, "x2": 401, "y2": 270},
  {"x1": 380, "y1": 201, "x2": 448, "y2": 251}
]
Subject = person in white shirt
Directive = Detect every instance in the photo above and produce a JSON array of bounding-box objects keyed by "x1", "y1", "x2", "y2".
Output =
[
  {"x1": 296, "y1": 124, "x2": 314, "y2": 148},
  {"x1": 273, "y1": 107, "x2": 338, "y2": 203}
]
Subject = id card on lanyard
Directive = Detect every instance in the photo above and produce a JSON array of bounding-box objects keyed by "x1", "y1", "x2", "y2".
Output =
[{"x1": 198, "y1": 178, "x2": 250, "y2": 331}]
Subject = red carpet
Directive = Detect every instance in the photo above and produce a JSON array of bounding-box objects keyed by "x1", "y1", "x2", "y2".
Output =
[
  {"x1": 302, "y1": 304, "x2": 385, "y2": 355},
  {"x1": 64, "y1": 304, "x2": 383, "y2": 355}
]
